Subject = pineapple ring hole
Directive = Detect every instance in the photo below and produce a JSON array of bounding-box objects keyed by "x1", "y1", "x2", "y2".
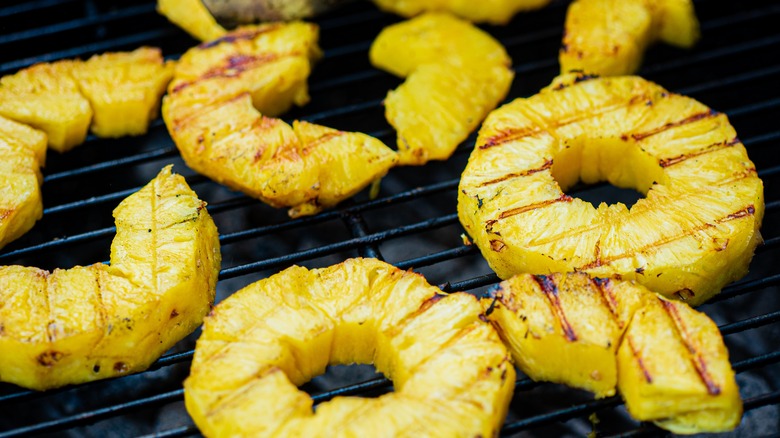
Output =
[
  {"x1": 550, "y1": 137, "x2": 666, "y2": 207},
  {"x1": 302, "y1": 364, "x2": 385, "y2": 399}
]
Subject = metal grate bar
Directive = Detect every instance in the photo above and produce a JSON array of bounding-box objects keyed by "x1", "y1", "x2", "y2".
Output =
[
  {"x1": 341, "y1": 211, "x2": 384, "y2": 259},
  {"x1": 43, "y1": 146, "x2": 178, "y2": 183},
  {"x1": 0, "y1": 0, "x2": 79, "y2": 17}
]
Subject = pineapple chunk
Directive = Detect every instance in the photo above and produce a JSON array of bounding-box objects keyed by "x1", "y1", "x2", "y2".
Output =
[
  {"x1": 0, "y1": 166, "x2": 221, "y2": 390},
  {"x1": 157, "y1": 0, "x2": 227, "y2": 42},
  {"x1": 372, "y1": 0, "x2": 552, "y2": 25},
  {"x1": 560, "y1": 0, "x2": 699, "y2": 75},
  {"x1": 0, "y1": 61, "x2": 92, "y2": 152},
  {"x1": 482, "y1": 272, "x2": 648, "y2": 397},
  {"x1": 618, "y1": 295, "x2": 742, "y2": 433},
  {"x1": 370, "y1": 13, "x2": 514, "y2": 165},
  {"x1": 0, "y1": 116, "x2": 46, "y2": 249},
  {"x1": 70, "y1": 47, "x2": 175, "y2": 138},
  {"x1": 458, "y1": 74, "x2": 763, "y2": 305},
  {"x1": 185, "y1": 258, "x2": 514, "y2": 437},
  {"x1": 164, "y1": 24, "x2": 397, "y2": 217}
]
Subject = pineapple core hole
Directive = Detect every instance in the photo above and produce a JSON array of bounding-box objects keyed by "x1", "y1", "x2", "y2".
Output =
[
  {"x1": 551, "y1": 137, "x2": 666, "y2": 208},
  {"x1": 303, "y1": 364, "x2": 386, "y2": 400}
]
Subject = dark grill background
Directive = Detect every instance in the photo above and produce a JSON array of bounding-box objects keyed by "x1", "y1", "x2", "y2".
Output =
[{"x1": 1, "y1": 0, "x2": 779, "y2": 436}]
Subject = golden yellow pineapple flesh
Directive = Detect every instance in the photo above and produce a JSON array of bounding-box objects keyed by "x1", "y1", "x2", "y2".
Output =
[
  {"x1": 371, "y1": 0, "x2": 552, "y2": 24},
  {"x1": 185, "y1": 258, "x2": 514, "y2": 437},
  {"x1": 0, "y1": 115, "x2": 46, "y2": 250},
  {"x1": 164, "y1": 24, "x2": 397, "y2": 217},
  {"x1": 458, "y1": 74, "x2": 763, "y2": 305},
  {"x1": 618, "y1": 295, "x2": 742, "y2": 433},
  {"x1": 157, "y1": 0, "x2": 227, "y2": 42},
  {"x1": 560, "y1": 0, "x2": 700, "y2": 75},
  {"x1": 370, "y1": 13, "x2": 514, "y2": 165},
  {"x1": 0, "y1": 166, "x2": 221, "y2": 390}
]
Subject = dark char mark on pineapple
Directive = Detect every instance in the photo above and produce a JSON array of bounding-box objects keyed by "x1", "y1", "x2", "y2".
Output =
[
  {"x1": 533, "y1": 275, "x2": 578, "y2": 342},
  {"x1": 198, "y1": 23, "x2": 284, "y2": 49}
]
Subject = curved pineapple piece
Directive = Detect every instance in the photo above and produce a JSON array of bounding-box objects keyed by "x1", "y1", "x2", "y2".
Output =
[
  {"x1": 185, "y1": 258, "x2": 514, "y2": 437},
  {"x1": 0, "y1": 166, "x2": 221, "y2": 390},
  {"x1": 164, "y1": 24, "x2": 397, "y2": 217},
  {"x1": 560, "y1": 0, "x2": 699, "y2": 76},
  {"x1": 0, "y1": 116, "x2": 46, "y2": 250},
  {"x1": 372, "y1": 0, "x2": 551, "y2": 25},
  {"x1": 370, "y1": 13, "x2": 514, "y2": 165},
  {"x1": 158, "y1": 0, "x2": 227, "y2": 42},
  {"x1": 618, "y1": 295, "x2": 742, "y2": 433},
  {"x1": 0, "y1": 48, "x2": 174, "y2": 152},
  {"x1": 459, "y1": 74, "x2": 763, "y2": 305}
]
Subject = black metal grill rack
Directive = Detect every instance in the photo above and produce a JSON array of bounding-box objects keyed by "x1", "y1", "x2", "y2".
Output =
[{"x1": 1, "y1": 0, "x2": 779, "y2": 436}]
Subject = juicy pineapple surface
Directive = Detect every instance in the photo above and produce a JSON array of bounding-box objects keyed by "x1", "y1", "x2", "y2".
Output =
[
  {"x1": 185, "y1": 258, "x2": 514, "y2": 437},
  {"x1": 157, "y1": 0, "x2": 227, "y2": 42},
  {"x1": 458, "y1": 74, "x2": 764, "y2": 306},
  {"x1": 560, "y1": 0, "x2": 700, "y2": 76},
  {"x1": 372, "y1": 0, "x2": 552, "y2": 24},
  {"x1": 163, "y1": 23, "x2": 397, "y2": 217},
  {"x1": 0, "y1": 115, "x2": 47, "y2": 250},
  {"x1": 369, "y1": 13, "x2": 514, "y2": 165},
  {"x1": 0, "y1": 47, "x2": 173, "y2": 152},
  {"x1": 482, "y1": 272, "x2": 742, "y2": 433},
  {"x1": 0, "y1": 166, "x2": 221, "y2": 390}
]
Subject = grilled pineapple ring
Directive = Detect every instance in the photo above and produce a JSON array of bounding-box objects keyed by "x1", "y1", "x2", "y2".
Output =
[
  {"x1": 459, "y1": 74, "x2": 764, "y2": 306},
  {"x1": 0, "y1": 166, "x2": 221, "y2": 390},
  {"x1": 482, "y1": 272, "x2": 742, "y2": 433},
  {"x1": 185, "y1": 258, "x2": 514, "y2": 437}
]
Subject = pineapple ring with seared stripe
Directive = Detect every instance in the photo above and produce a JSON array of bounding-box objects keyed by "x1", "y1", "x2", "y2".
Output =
[
  {"x1": 164, "y1": 23, "x2": 397, "y2": 217},
  {"x1": 481, "y1": 272, "x2": 742, "y2": 433},
  {"x1": 0, "y1": 166, "x2": 221, "y2": 390},
  {"x1": 458, "y1": 74, "x2": 764, "y2": 306},
  {"x1": 184, "y1": 258, "x2": 514, "y2": 437}
]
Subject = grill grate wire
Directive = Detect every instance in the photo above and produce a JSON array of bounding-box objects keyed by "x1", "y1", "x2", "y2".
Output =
[{"x1": 1, "y1": 0, "x2": 779, "y2": 436}]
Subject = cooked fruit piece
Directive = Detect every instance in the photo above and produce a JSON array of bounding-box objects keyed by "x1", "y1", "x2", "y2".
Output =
[
  {"x1": 0, "y1": 61, "x2": 92, "y2": 152},
  {"x1": 164, "y1": 24, "x2": 397, "y2": 217},
  {"x1": 482, "y1": 272, "x2": 648, "y2": 397},
  {"x1": 202, "y1": 0, "x2": 356, "y2": 24},
  {"x1": 560, "y1": 0, "x2": 699, "y2": 75},
  {"x1": 158, "y1": 0, "x2": 227, "y2": 41},
  {"x1": 370, "y1": 13, "x2": 514, "y2": 165},
  {"x1": 0, "y1": 115, "x2": 47, "y2": 250},
  {"x1": 185, "y1": 258, "x2": 514, "y2": 437},
  {"x1": 371, "y1": 0, "x2": 551, "y2": 25},
  {"x1": 618, "y1": 295, "x2": 742, "y2": 433},
  {"x1": 69, "y1": 47, "x2": 175, "y2": 138},
  {"x1": 458, "y1": 74, "x2": 764, "y2": 305},
  {"x1": 0, "y1": 166, "x2": 221, "y2": 390}
]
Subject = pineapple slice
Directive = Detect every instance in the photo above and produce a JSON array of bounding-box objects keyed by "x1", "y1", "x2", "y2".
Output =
[
  {"x1": 185, "y1": 258, "x2": 514, "y2": 437},
  {"x1": 370, "y1": 13, "x2": 514, "y2": 165},
  {"x1": 0, "y1": 166, "x2": 221, "y2": 390},
  {"x1": 482, "y1": 272, "x2": 648, "y2": 398},
  {"x1": 157, "y1": 0, "x2": 227, "y2": 42},
  {"x1": 459, "y1": 74, "x2": 763, "y2": 305},
  {"x1": 372, "y1": 0, "x2": 552, "y2": 25},
  {"x1": 618, "y1": 295, "x2": 742, "y2": 433},
  {"x1": 0, "y1": 116, "x2": 47, "y2": 250},
  {"x1": 70, "y1": 47, "x2": 175, "y2": 138},
  {"x1": 164, "y1": 24, "x2": 397, "y2": 217},
  {"x1": 0, "y1": 61, "x2": 92, "y2": 152},
  {"x1": 560, "y1": 0, "x2": 699, "y2": 75}
]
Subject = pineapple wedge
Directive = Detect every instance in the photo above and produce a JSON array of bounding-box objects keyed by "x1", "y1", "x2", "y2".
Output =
[
  {"x1": 482, "y1": 272, "x2": 647, "y2": 398},
  {"x1": 370, "y1": 13, "x2": 514, "y2": 165},
  {"x1": 560, "y1": 0, "x2": 699, "y2": 75},
  {"x1": 70, "y1": 47, "x2": 175, "y2": 138},
  {"x1": 164, "y1": 24, "x2": 397, "y2": 217},
  {"x1": 158, "y1": 0, "x2": 227, "y2": 42},
  {"x1": 459, "y1": 74, "x2": 763, "y2": 305},
  {"x1": 372, "y1": 0, "x2": 552, "y2": 25},
  {"x1": 618, "y1": 295, "x2": 742, "y2": 433},
  {"x1": 185, "y1": 258, "x2": 514, "y2": 437},
  {"x1": 0, "y1": 116, "x2": 47, "y2": 250},
  {"x1": 0, "y1": 166, "x2": 221, "y2": 390}
]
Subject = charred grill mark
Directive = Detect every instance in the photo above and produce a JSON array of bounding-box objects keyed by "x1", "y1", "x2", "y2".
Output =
[
  {"x1": 716, "y1": 205, "x2": 755, "y2": 223},
  {"x1": 627, "y1": 336, "x2": 653, "y2": 383},
  {"x1": 198, "y1": 24, "x2": 284, "y2": 49},
  {"x1": 630, "y1": 110, "x2": 718, "y2": 142},
  {"x1": 388, "y1": 293, "x2": 447, "y2": 335},
  {"x1": 483, "y1": 284, "x2": 503, "y2": 316},
  {"x1": 591, "y1": 277, "x2": 621, "y2": 328},
  {"x1": 37, "y1": 351, "x2": 64, "y2": 367},
  {"x1": 659, "y1": 138, "x2": 739, "y2": 168},
  {"x1": 490, "y1": 239, "x2": 506, "y2": 252},
  {"x1": 658, "y1": 298, "x2": 721, "y2": 395},
  {"x1": 479, "y1": 127, "x2": 541, "y2": 149},
  {"x1": 301, "y1": 131, "x2": 344, "y2": 153},
  {"x1": 171, "y1": 52, "x2": 288, "y2": 94},
  {"x1": 478, "y1": 159, "x2": 553, "y2": 187},
  {"x1": 494, "y1": 194, "x2": 574, "y2": 222},
  {"x1": 533, "y1": 275, "x2": 578, "y2": 341}
]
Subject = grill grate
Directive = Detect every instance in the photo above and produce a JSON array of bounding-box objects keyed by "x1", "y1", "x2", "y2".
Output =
[{"x1": 1, "y1": 0, "x2": 779, "y2": 436}]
